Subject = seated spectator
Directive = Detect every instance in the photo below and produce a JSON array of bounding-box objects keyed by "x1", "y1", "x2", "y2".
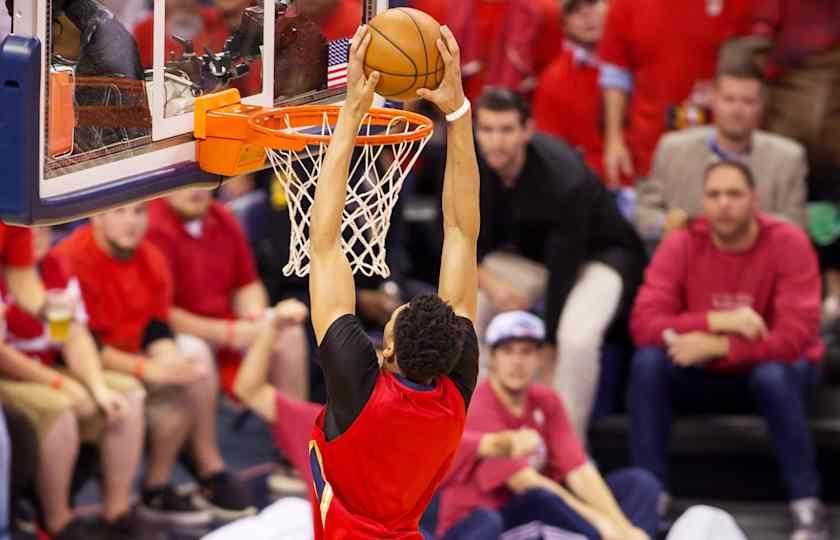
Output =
[
  {"x1": 475, "y1": 88, "x2": 647, "y2": 439},
  {"x1": 147, "y1": 190, "x2": 309, "y2": 402},
  {"x1": 598, "y1": 0, "x2": 750, "y2": 187},
  {"x1": 54, "y1": 203, "x2": 257, "y2": 525},
  {"x1": 0, "y1": 227, "x2": 145, "y2": 539},
  {"x1": 533, "y1": 0, "x2": 608, "y2": 180},
  {"x1": 450, "y1": 0, "x2": 563, "y2": 101},
  {"x1": 635, "y1": 63, "x2": 808, "y2": 244},
  {"x1": 437, "y1": 311, "x2": 660, "y2": 540},
  {"x1": 629, "y1": 160, "x2": 828, "y2": 539}
]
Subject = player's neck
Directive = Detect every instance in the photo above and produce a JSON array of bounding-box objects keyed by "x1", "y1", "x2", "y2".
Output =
[{"x1": 489, "y1": 377, "x2": 527, "y2": 415}]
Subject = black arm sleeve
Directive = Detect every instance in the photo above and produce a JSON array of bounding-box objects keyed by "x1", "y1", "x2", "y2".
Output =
[
  {"x1": 317, "y1": 314, "x2": 380, "y2": 441},
  {"x1": 141, "y1": 319, "x2": 175, "y2": 349},
  {"x1": 447, "y1": 317, "x2": 480, "y2": 410}
]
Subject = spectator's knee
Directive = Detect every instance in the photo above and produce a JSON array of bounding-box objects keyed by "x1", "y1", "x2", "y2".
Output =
[
  {"x1": 748, "y1": 363, "x2": 790, "y2": 401},
  {"x1": 473, "y1": 508, "x2": 504, "y2": 533},
  {"x1": 621, "y1": 467, "x2": 662, "y2": 497},
  {"x1": 631, "y1": 347, "x2": 669, "y2": 380},
  {"x1": 522, "y1": 488, "x2": 558, "y2": 506}
]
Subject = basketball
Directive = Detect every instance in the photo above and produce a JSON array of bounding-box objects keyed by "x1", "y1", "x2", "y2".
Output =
[{"x1": 364, "y1": 8, "x2": 444, "y2": 102}]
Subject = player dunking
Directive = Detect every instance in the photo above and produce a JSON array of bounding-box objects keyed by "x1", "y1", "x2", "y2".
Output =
[{"x1": 306, "y1": 25, "x2": 479, "y2": 539}]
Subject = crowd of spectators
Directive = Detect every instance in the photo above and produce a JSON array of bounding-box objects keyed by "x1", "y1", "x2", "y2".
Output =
[{"x1": 1, "y1": 0, "x2": 840, "y2": 539}]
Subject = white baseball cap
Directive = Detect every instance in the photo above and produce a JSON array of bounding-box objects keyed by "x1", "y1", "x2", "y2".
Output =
[{"x1": 485, "y1": 311, "x2": 546, "y2": 348}]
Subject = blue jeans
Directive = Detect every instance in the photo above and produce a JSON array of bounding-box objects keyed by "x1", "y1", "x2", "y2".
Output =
[
  {"x1": 442, "y1": 468, "x2": 661, "y2": 540},
  {"x1": 628, "y1": 347, "x2": 821, "y2": 499}
]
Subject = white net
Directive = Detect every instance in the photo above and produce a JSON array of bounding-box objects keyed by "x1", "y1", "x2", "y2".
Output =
[{"x1": 264, "y1": 110, "x2": 433, "y2": 277}]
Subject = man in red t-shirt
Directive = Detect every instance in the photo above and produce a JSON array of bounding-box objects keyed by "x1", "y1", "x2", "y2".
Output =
[
  {"x1": 533, "y1": 0, "x2": 608, "y2": 181},
  {"x1": 147, "y1": 191, "x2": 309, "y2": 402},
  {"x1": 437, "y1": 311, "x2": 659, "y2": 540},
  {"x1": 597, "y1": 0, "x2": 750, "y2": 186},
  {"x1": 54, "y1": 203, "x2": 257, "y2": 525},
  {"x1": 629, "y1": 160, "x2": 829, "y2": 539}
]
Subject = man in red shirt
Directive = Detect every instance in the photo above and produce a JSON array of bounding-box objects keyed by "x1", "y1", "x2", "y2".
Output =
[
  {"x1": 147, "y1": 191, "x2": 309, "y2": 402},
  {"x1": 437, "y1": 311, "x2": 659, "y2": 540},
  {"x1": 629, "y1": 160, "x2": 828, "y2": 539},
  {"x1": 533, "y1": 0, "x2": 608, "y2": 180},
  {"x1": 54, "y1": 203, "x2": 257, "y2": 525},
  {"x1": 597, "y1": 0, "x2": 750, "y2": 187}
]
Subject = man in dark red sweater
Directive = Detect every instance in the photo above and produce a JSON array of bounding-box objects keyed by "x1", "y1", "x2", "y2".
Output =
[{"x1": 629, "y1": 160, "x2": 828, "y2": 539}]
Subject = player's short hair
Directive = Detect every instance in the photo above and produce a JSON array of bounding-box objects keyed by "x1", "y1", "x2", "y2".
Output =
[
  {"x1": 394, "y1": 293, "x2": 465, "y2": 384},
  {"x1": 704, "y1": 159, "x2": 756, "y2": 190},
  {"x1": 476, "y1": 87, "x2": 531, "y2": 125}
]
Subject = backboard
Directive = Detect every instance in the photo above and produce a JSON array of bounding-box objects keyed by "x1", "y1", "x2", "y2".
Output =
[{"x1": 0, "y1": 0, "x2": 387, "y2": 225}]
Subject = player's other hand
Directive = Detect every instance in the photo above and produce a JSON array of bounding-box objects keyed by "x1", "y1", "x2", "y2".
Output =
[
  {"x1": 345, "y1": 26, "x2": 381, "y2": 120},
  {"x1": 416, "y1": 25, "x2": 466, "y2": 115}
]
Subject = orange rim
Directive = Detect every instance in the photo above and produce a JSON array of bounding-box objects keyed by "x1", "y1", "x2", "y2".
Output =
[{"x1": 247, "y1": 105, "x2": 434, "y2": 150}]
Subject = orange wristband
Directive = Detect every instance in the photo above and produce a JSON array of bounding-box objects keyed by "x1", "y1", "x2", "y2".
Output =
[
  {"x1": 134, "y1": 358, "x2": 145, "y2": 380},
  {"x1": 50, "y1": 375, "x2": 63, "y2": 390}
]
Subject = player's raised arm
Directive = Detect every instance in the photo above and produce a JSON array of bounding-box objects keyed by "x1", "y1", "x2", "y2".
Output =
[
  {"x1": 417, "y1": 26, "x2": 480, "y2": 322},
  {"x1": 309, "y1": 27, "x2": 381, "y2": 344}
]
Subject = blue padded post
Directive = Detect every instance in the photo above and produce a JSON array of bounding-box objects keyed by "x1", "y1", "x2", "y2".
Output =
[{"x1": 0, "y1": 35, "x2": 41, "y2": 223}]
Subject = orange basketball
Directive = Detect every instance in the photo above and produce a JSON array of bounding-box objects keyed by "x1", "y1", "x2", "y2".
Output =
[{"x1": 364, "y1": 8, "x2": 444, "y2": 102}]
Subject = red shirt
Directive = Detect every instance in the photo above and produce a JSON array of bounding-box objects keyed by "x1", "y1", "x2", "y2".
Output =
[
  {"x1": 54, "y1": 226, "x2": 172, "y2": 354},
  {"x1": 631, "y1": 214, "x2": 824, "y2": 371},
  {"x1": 436, "y1": 380, "x2": 587, "y2": 537},
  {"x1": 597, "y1": 0, "x2": 750, "y2": 178},
  {"x1": 0, "y1": 224, "x2": 34, "y2": 268},
  {"x1": 533, "y1": 45, "x2": 606, "y2": 181},
  {"x1": 409, "y1": 0, "x2": 446, "y2": 23},
  {"x1": 315, "y1": 0, "x2": 362, "y2": 41},
  {"x1": 310, "y1": 371, "x2": 466, "y2": 540},
  {"x1": 147, "y1": 199, "x2": 258, "y2": 321}
]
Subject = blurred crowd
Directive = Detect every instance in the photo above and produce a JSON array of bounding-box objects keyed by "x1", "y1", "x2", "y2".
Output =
[{"x1": 1, "y1": 0, "x2": 840, "y2": 539}]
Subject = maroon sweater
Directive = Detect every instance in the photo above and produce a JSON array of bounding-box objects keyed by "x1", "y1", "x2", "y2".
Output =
[{"x1": 631, "y1": 214, "x2": 823, "y2": 372}]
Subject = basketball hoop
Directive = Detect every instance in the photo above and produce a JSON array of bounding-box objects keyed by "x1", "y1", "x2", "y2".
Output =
[{"x1": 194, "y1": 91, "x2": 434, "y2": 278}]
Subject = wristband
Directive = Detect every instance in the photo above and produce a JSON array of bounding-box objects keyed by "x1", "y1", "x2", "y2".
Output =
[
  {"x1": 226, "y1": 320, "x2": 237, "y2": 346},
  {"x1": 50, "y1": 375, "x2": 63, "y2": 390},
  {"x1": 446, "y1": 98, "x2": 471, "y2": 123},
  {"x1": 133, "y1": 358, "x2": 146, "y2": 380}
]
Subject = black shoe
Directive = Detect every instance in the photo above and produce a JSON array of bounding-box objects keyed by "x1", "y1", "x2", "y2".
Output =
[
  {"x1": 198, "y1": 471, "x2": 257, "y2": 522},
  {"x1": 137, "y1": 485, "x2": 213, "y2": 526},
  {"x1": 50, "y1": 518, "x2": 105, "y2": 540},
  {"x1": 791, "y1": 499, "x2": 830, "y2": 540}
]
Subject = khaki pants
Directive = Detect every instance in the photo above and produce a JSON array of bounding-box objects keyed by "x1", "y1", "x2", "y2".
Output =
[
  {"x1": 478, "y1": 253, "x2": 623, "y2": 439},
  {"x1": 0, "y1": 370, "x2": 140, "y2": 443}
]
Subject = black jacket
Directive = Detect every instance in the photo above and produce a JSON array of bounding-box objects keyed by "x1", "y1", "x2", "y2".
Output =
[{"x1": 478, "y1": 133, "x2": 647, "y2": 342}]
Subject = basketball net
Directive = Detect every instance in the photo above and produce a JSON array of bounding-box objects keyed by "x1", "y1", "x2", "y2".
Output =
[{"x1": 264, "y1": 110, "x2": 433, "y2": 278}]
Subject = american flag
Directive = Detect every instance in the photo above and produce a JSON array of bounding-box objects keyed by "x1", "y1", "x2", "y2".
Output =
[{"x1": 327, "y1": 38, "x2": 350, "y2": 88}]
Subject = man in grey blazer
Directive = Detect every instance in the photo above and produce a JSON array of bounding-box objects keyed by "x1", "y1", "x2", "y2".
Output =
[{"x1": 635, "y1": 63, "x2": 808, "y2": 244}]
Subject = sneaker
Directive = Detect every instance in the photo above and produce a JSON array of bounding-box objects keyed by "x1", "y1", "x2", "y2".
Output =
[
  {"x1": 50, "y1": 518, "x2": 106, "y2": 540},
  {"x1": 267, "y1": 465, "x2": 308, "y2": 496},
  {"x1": 791, "y1": 498, "x2": 830, "y2": 540},
  {"x1": 197, "y1": 471, "x2": 258, "y2": 521},
  {"x1": 137, "y1": 485, "x2": 213, "y2": 526}
]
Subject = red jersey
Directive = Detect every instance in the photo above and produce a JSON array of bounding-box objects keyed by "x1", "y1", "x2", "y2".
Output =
[
  {"x1": 436, "y1": 380, "x2": 587, "y2": 537},
  {"x1": 0, "y1": 223, "x2": 34, "y2": 268},
  {"x1": 533, "y1": 44, "x2": 607, "y2": 181},
  {"x1": 54, "y1": 225, "x2": 172, "y2": 354},
  {"x1": 631, "y1": 214, "x2": 824, "y2": 371},
  {"x1": 308, "y1": 314, "x2": 478, "y2": 539},
  {"x1": 316, "y1": 0, "x2": 363, "y2": 41},
  {"x1": 597, "y1": 0, "x2": 750, "y2": 178}
]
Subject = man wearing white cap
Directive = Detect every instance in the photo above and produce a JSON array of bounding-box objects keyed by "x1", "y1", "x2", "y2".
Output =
[{"x1": 436, "y1": 311, "x2": 660, "y2": 540}]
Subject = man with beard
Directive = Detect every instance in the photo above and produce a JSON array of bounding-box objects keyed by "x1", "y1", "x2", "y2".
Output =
[
  {"x1": 629, "y1": 160, "x2": 829, "y2": 539},
  {"x1": 54, "y1": 203, "x2": 257, "y2": 525},
  {"x1": 634, "y1": 64, "x2": 808, "y2": 244}
]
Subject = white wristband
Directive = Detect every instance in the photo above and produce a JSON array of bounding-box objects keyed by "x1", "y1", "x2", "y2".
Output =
[{"x1": 446, "y1": 98, "x2": 471, "y2": 123}]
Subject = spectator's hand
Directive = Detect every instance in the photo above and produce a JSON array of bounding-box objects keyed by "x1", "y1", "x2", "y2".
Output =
[
  {"x1": 416, "y1": 26, "x2": 466, "y2": 115},
  {"x1": 624, "y1": 526, "x2": 650, "y2": 540},
  {"x1": 663, "y1": 207, "x2": 689, "y2": 235},
  {"x1": 345, "y1": 26, "x2": 380, "y2": 120},
  {"x1": 667, "y1": 332, "x2": 729, "y2": 366},
  {"x1": 143, "y1": 357, "x2": 209, "y2": 386},
  {"x1": 90, "y1": 384, "x2": 128, "y2": 422},
  {"x1": 509, "y1": 428, "x2": 543, "y2": 458},
  {"x1": 708, "y1": 307, "x2": 768, "y2": 341},
  {"x1": 272, "y1": 299, "x2": 309, "y2": 328},
  {"x1": 61, "y1": 377, "x2": 98, "y2": 418},
  {"x1": 489, "y1": 281, "x2": 530, "y2": 312},
  {"x1": 594, "y1": 517, "x2": 624, "y2": 540},
  {"x1": 230, "y1": 319, "x2": 265, "y2": 349},
  {"x1": 358, "y1": 289, "x2": 401, "y2": 326},
  {"x1": 604, "y1": 137, "x2": 634, "y2": 187}
]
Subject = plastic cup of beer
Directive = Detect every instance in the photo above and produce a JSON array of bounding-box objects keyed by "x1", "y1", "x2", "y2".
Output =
[{"x1": 46, "y1": 289, "x2": 73, "y2": 344}]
